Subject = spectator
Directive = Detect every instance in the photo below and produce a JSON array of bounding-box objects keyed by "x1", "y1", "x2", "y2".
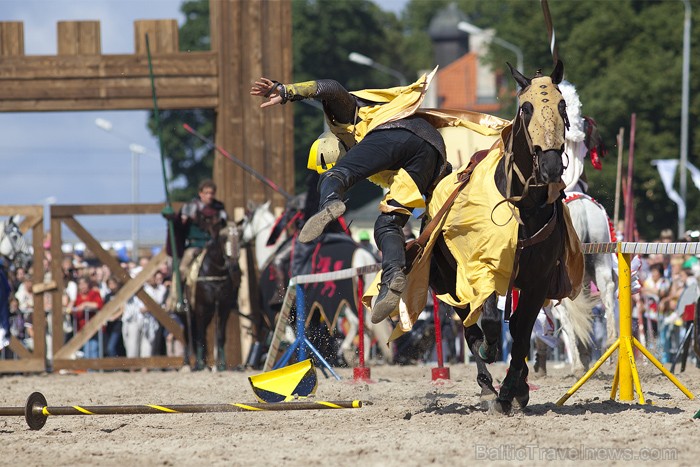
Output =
[
  {"x1": 71, "y1": 276, "x2": 104, "y2": 359},
  {"x1": 103, "y1": 276, "x2": 126, "y2": 358}
]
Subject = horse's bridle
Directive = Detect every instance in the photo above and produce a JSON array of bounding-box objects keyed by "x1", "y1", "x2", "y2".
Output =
[{"x1": 2, "y1": 220, "x2": 29, "y2": 265}]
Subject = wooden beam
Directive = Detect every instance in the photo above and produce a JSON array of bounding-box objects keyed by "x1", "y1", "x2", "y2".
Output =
[
  {"x1": 58, "y1": 21, "x2": 101, "y2": 55},
  {"x1": 134, "y1": 20, "x2": 179, "y2": 54},
  {"x1": 7, "y1": 335, "x2": 32, "y2": 359},
  {"x1": 0, "y1": 359, "x2": 45, "y2": 373},
  {"x1": 0, "y1": 53, "x2": 218, "y2": 112},
  {"x1": 51, "y1": 202, "x2": 182, "y2": 217},
  {"x1": 0, "y1": 53, "x2": 216, "y2": 80},
  {"x1": 53, "y1": 356, "x2": 183, "y2": 371},
  {"x1": 0, "y1": 97, "x2": 218, "y2": 112},
  {"x1": 0, "y1": 21, "x2": 24, "y2": 56}
]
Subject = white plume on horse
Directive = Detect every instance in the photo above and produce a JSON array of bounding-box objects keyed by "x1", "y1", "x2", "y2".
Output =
[{"x1": 559, "y1": 80, "x2": 585, "y2": 143}]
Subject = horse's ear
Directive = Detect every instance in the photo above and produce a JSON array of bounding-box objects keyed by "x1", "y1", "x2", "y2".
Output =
[
  {"x1": 508, "y1": 62, "x2": 530, "y2": 90},
  {"x1": 551, "y1": 60, "x2": 564, "y2": 84},
  {"x1": 263, "y1": 200, "x2": 271, "y2": 211}
]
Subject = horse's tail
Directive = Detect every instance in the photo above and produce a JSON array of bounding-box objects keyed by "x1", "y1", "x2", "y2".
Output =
[{"x1": 555, "y1": 290, "x2": 596, "y2": 347}]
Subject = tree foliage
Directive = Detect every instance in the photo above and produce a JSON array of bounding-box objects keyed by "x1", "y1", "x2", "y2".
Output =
[{"x1": 151, "y1": 0, "x2": 700, "y2": 239}]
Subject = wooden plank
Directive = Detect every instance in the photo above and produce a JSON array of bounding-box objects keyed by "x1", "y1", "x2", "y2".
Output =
[
  {"x1": 0, "y1": 205, "x2": 43, "y2": 217},
  {"x1": 18, "y1": 214, "x2": 42, "y2": 233},
  {"x1": 50, "y1": 217, "x2": 65, "y2": 358},
  {"x1": 7, "y1": 335, "x2": 32, "y2": 359},
  {"x1": 51, "y1": 202, "x2": 182, "y2": 217},
  {"x1": 134, "y1": 20, "x2": 179, "y2": 54},
  {"x1": 32, "y1": 280, "x2": 57, "y2": 294},
  {"x1": 0, "y1": 76, "x2": 218, "y2": 100},
  {"x1": 0, "y1": 21, "x2": 24, "y2": 56},
  {"x1": 53, "y1": 356, "x2": 183, "y2": 371},
  {"x1": 0, "y1": 359, "x2": 45, "y2": 373},
  {"x1": 0, "y1": 53, "x2": 217, "y2": 80},
  {"x1": 31, "y1": 221, "x2": 47, "y2": 360},
  {"x1": 58, "y1": 21, "x2": 101, "y2": 55},
  {"x1": 0, "y1": 97, "x2": 219, "y2": 112}
]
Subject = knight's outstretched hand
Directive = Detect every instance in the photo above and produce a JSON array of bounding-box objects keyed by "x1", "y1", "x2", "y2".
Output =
[{"x1": 251, "y1": 77, "x2": 284, "y2": 108}]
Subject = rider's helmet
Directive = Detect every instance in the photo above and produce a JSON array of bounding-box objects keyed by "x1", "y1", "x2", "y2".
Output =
[{"x1": 307, "y1": 131, "x2": 347, "y2": 174}]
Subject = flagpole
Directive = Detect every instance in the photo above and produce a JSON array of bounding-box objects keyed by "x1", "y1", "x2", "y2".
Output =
[
  {"x1": 624, "y1": 114, "x2": 636, "y2": 242},
  {"x1": 613, "y1": 127, "x2": 625, "y2": 231}
]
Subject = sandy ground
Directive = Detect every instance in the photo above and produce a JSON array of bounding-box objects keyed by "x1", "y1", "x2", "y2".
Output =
[{"x1": 1, "y1": 359, "x2": 700, "y2": 466}]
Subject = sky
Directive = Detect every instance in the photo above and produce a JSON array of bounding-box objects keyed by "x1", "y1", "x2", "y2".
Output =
[{"x1": 0, "y1": 0, "x2": 407, "y2": 249}]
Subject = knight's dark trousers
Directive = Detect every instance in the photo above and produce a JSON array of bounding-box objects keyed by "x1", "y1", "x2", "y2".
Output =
[{"x1": 320, "y1": 128, "x2": 440, "y2": 279}]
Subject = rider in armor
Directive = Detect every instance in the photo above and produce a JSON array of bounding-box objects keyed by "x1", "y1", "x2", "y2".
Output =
[
  {"x1": 177, "y1": 179, "x2": 228, "y2": 282},
  {"x1": 251, "y1": 72, "x2": 448, "y2": 324}
]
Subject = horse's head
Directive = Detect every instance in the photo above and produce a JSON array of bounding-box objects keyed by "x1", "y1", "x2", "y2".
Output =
[
  {"x1": 508, "y1": 60, "x2": 567, "y2": 186},
  {"x1": 0, "y1": 216, "x2": 32, "y2": 269},
  {"x1": 241, "y1": 200, "x2": 273, "y2": 245}
]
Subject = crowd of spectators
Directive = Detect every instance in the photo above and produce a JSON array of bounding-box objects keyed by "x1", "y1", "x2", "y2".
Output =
[{"x1": 1, "y1": 243, "x2": 182, "y2": 364}]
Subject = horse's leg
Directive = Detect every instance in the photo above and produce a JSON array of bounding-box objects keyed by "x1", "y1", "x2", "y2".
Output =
[
  {"x1": 454, "y1": 306, "x2": 497, "y2": 403},
  {"x1": 338, "y1": 304, "x2": 359, "y2": 365},
  {"x1": 596, "y1": 255, "x2": 618, "y2": 347},
  {"x1": 494, "y1": 291, "x2": 545, "y2": 413},
  {"x1": 193, "y1": 313, "x2": 208, "y2": 371},
  {"x1": 477, "y1": 292, "x2": 501, "y2": 363},
  {"x1": 370, "y1": 319, "x2": 394, "y2": 363},
  {"x1": 216, "y1": 299, "x2": 230, "y2": 371}
]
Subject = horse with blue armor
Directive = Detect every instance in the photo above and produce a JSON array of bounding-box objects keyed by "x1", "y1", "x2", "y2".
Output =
[
  {"x1": 371, "y1": 61, "x2": 584, "y2": 413},
  {"x1": 0, "y1": 216, "x2": 32, "y2": 352}
]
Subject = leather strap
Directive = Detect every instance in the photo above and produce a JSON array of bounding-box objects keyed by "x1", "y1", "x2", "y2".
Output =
[
  {"x1": 504, "y1": 202, "x2": 559, "y2": 321},
  {"x1": 412, "y1": 149, "x2": 489, "y2": 250}
]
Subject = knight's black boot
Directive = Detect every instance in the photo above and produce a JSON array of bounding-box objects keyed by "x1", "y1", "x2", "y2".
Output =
[
  {"x1": 299, "y1": 170, "x2": 348, "y2": 243},
  {"x1": 371, "y1": 212, "x2": 409, "y2": 324}
]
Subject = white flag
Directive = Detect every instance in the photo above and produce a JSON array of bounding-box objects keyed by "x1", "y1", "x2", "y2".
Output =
[
  {"x1": 651, "y1": 159, "x2": 686, "y2": 220},
  {"x1": 686, "y1": 161, "x2": 700, "y2": 191}
]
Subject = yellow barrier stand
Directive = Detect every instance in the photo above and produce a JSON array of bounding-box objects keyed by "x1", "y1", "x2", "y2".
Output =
[{"x1": 557, "y1": 245, "x2": 695, "y2": 405}]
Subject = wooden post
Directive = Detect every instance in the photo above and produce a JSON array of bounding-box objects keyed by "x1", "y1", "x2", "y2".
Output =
[
  {"x1": 58, "y1": 21, "x2": 101, "y2": 55},
  {"x1": 0, "y1": 21, "x2": 24, "y2": 56}
]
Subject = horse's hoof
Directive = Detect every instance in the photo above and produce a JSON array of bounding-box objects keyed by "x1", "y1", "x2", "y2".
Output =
[
  {"x1": 478, "y1": 341, "x2": 498, "y2": 364},
  {"x1": 487, "y1": 398, "x2": 512, "y2": 415},
  {"x1": 479, "y1": 386, "x2": 498, "y2": 410},
  {"x1": 514, "y1": 393, "x2": 529, "y2": 409},
  {"x1": 216, "y1": 364, "x2": 226, "y2": 372}
]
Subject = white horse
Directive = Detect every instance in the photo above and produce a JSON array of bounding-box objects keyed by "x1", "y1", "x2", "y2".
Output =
[
  {"x1": 240, "y1": 202, "x2": 394, "y2": 365},
  {"x1": 1, "y1": 216, "x2": 31, "y2": 266},
  {"x1": 555, "y1": 193, "x2": 617, "y2": 373}
]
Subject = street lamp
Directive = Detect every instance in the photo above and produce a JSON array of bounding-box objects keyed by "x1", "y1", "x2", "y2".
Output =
[
  {"x1": 679, "y1": 0, "x2": 691, "y2": 235},
  {"x1": 457, "y1": 21, "x2": 524, "y2": 76},
  {"x1": 348, "y1": 52, "x2": 408, "y2": 85},
  {"x1": 95, "y1": 118, "x2": 148, "y2": 257}
]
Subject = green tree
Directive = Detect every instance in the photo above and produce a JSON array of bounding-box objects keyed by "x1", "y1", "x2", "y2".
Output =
[{"x1": 148, "y1": 0, "x2": 214, "y2": 202}]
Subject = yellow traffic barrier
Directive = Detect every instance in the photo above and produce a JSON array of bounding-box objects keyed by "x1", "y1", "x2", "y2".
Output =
[{"x1": 557, "y1": 244, "x2": 695, "y2": 405}]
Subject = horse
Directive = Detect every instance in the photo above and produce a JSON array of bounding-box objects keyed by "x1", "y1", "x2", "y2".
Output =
[
  {"x1": 1, "y1": 216, "x2": 32, "y2": 270},
  {"x1": 1, "y1": 216, "x2": 32, "y2": 351},
  {"x1": 182, "y1": 217, "x2": 241, "y2": 371},
  {"x1": 240, "y1": 201, "x2": 392, "y2": 368},
  {"x1": 555, "y1": 193, "x2": 617, "y2": 374},
  {"x1": 423, "y1": 61, "x2": 579, "y2": 413}
]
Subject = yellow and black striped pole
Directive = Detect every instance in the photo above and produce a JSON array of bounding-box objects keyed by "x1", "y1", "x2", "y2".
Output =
[{"x1": 0, "y1": 392, "x2": 362, "y2": 430}]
